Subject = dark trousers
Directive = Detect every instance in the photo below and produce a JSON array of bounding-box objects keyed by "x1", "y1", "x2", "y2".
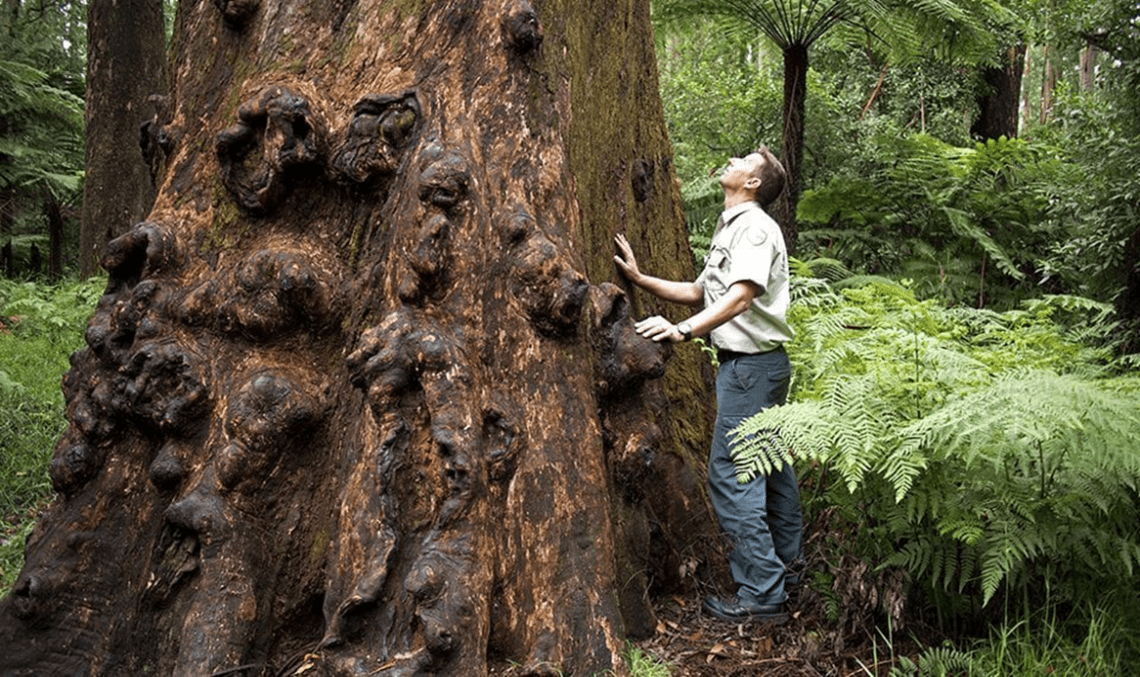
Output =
[{"x1": 708, "y1": 347, "x2": 802, "y2": 604}]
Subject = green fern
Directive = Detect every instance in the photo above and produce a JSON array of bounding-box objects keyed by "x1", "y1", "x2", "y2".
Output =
[{"x1": 732, "y1": 277, "x2": 1140, "y2": 611}]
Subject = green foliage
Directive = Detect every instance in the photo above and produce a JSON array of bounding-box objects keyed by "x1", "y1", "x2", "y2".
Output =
[
  {"x1": 797, "y1": 133, "x2": 1068, "y2": 309},
  {"x1": 731, "y1": 275, "x2": 1140, "y2": 618},
  {"x1": 0, "y1": 57, "x2": 85, "y2": 198},
  {"x1": 654, "y1": 20, "x2": 783, "y2": 184},
  {"x1": 1, "y1": 1, "x2": 87, "y2": 277},
  {"x1": 1031, "y1": 21, "x2": 1140, "y2": 349},
  {"x1": 0, "y1": 277, "x2": 102, "y2": 593},
  {"x1": 892, "y1": 597, "x2": 1140, "y2": 675},
  {"x1": 624, "y1": 644, "x2": 673, "y2": 677}
]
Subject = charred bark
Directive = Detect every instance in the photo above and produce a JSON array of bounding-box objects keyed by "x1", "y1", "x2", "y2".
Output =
[{"x1": 2, "y1": 1, "x2": 721, "y2": 675}]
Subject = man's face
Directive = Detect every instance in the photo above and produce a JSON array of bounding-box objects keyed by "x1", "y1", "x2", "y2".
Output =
[{"x1": 719, "y1": 153, "x2": 765, "y2": 192}]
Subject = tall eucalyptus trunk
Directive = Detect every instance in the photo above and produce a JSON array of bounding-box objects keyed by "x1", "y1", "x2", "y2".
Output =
[{"x1": 0, "y1": 1, "x2": 721, "y2": 675}]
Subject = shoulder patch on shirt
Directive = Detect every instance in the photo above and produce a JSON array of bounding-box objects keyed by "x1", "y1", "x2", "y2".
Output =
[{"x1": 746, "y1": 225, "x2": 768, "y2": 246}]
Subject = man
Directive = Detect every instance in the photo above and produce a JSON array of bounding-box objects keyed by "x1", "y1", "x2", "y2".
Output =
[{"x1": 613, "y1": 146, "x2": 802, "y2": 624}]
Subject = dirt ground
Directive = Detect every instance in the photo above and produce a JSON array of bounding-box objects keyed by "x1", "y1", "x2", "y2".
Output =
[
  {"x1": 630, "y1": 521, "x2": 919, "y2": 677},
  {"x1": 633, "y1": 586, "x2": 892, "y2": 677}
]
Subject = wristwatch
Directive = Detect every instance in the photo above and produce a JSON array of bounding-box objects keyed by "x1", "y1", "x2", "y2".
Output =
[{"x1": 676, "y1": 321, "x2": 693, "y2": 341}]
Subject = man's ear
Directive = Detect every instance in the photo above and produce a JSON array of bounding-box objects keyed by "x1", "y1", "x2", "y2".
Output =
[{"x1": 744, "y1": 177, "x2": 761, "y2": 191}]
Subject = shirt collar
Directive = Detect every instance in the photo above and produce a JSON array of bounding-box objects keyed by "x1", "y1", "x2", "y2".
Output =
[{"x1": 721, "y1": 201, "x2": 761, "y2": 226}]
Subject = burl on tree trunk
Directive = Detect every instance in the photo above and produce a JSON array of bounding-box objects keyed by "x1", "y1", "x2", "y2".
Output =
[{"x1": 1, "y1": 1, "x2": 723, "y2": 675}]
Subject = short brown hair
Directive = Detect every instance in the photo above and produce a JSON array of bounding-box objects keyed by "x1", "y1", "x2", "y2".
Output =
[{"x1": 752, "y1": 146, "x2": 786, "y2": 208}]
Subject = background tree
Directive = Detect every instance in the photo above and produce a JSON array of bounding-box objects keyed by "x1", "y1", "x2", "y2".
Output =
[
  {"x1": 78, "y1": 0, "x2": 167, "y2": 275},
  {"x1": 652, "y1": 0, "x2": 1018, "y2": 250},
  {"x1": 0, "y1": 1, "x2": 724, "y2": 675},
  {"x1": 1043, "y1": 0, "x2": 1140, "y2": 350},
  {"x1": 655, "y1": 0, "x2": 870, "y2": 252},
  {"x1": 0, "y1": 0, "x2": 86, "y2": 278}
]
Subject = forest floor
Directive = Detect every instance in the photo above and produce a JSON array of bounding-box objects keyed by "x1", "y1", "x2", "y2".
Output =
[
  {"x1": 633, "y1": 586, "x2": 903, "y2": 677},
  {"x1": 630, "y1": 522, "x2": 924, "y2": 677}
]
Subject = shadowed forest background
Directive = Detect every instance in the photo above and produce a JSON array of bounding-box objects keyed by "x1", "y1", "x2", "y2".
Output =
[{"x1": 2, "y1": 0, "x2": 1139, "y2": 674}]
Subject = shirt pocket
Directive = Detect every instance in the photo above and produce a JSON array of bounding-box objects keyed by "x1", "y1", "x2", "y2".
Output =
[{"x1": 703, "y1": 247, "x2": 730, "y2": 293}]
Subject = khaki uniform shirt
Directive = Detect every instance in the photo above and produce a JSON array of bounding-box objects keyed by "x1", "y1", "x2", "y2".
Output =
[{"x1": 695, "y1": 201, "x2": 794, "y2": 353}]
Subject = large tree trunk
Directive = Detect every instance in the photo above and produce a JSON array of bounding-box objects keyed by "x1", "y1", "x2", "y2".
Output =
[
  {"x1": 79, "y1": 0, "x2": 167, "y2": 276},
  {"x1": 971, "y1": 44, "x2": 1027, "y2": 141},
  {"x1": 1, "y1": 1, "x2": 722, "y2": 675}
]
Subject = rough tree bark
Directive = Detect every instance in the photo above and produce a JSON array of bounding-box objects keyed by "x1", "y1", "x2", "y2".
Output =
[
  {"x1": 2, "y1": 1, "x2": 723, "y2": 675},
  {"x1": 971, "y1": 44, "x2": 1027, "y2": 141},
  {"x1": 79, "y1": 0, "x2": 168, "y2": 276}
]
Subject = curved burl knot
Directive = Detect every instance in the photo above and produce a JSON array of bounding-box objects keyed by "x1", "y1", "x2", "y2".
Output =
[
  {"x1": 346, "y1": 308, "x2": 461, "y2": 413},
  {"x1": 179, "y1": 248, "x2": 335, "y2": 339},
  {"x1": 216, "y1": 86, "x2": 322, "y2": 214},
  {"x1": 503, "y1": 0, "x2": 542, "y2": 52},
  {"x1": 120, "y1": 341, "x2": 211, "y2": 437},
  {"x1": 213, "y1": 0, "x2": 259, "y2": 30},
  {"x1": 216, "y1": 368, "x2": 328, "y2": 491},
  {"x1": 49, "y1": 341, "x2": 211, "y2": 495},
  {"x1": 496, "y1": 208, "x2": 589, "y2": 337},
  {"x1": 332, "y1": 91, "x2": 420, "y2": 187},
  {"x1": 589, "y1": 283, "x2": 668, "y2": 395},
  {"x1": 398, "y1": 143, "x2": 471, "y2": 302},
  {"x1": 85, "y1": 222, "x2": 182, "y2": 367},
  {"x1": 631, "y1": 158, "x2": 656, "y2": 203},
  {"x1": 101, "y1": 221, "x2": 182, "y2": 292}
]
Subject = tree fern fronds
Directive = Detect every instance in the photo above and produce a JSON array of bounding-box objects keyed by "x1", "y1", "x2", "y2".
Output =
[
  {"x1": 833, "y1": 274, "x2": 905, "y2": 292},
  {"x1": 801, "y1": 257, "x2": 853, "y2": 282},
  {"x1": 886, "y1": 538, "x2": 933, "y2": 581},
  {"x1": 877, "y1": 441, "x2": 928, "y2": 503},
  {"x1": 904, "y1": 644, "x2": 975, "y2": 675},
  {"x1": 789, "y1": 274, "x2": 843, "y2": 308},
  {"x1": 941, "y1": 205, "x2": 1025, "y2": 282},
  {"x1": 730, "y1": 401, "x2": 838, "y2": 481},
  {"x1": 1022, "y1": 294, "x2": 1115, "y2": 319}
]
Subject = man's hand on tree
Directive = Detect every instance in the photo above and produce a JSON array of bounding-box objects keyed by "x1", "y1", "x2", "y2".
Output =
[
  {"x1": 613, "y1": 234, "x2": 643, "y2": 284},
  {"x1": 634, "y1": 315, "x2": 683, "y2": 343}
]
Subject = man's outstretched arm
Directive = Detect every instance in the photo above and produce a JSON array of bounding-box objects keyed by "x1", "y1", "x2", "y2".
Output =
[{"x1": 613, "y1": 234, "x2": 703, "y2": 307}]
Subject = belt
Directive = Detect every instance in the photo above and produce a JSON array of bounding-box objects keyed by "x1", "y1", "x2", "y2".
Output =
[{"x1": 716, "y1": 345, "x2": 784, "y2": 363}]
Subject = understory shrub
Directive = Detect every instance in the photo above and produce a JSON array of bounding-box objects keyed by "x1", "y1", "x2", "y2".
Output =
[
  {"x1": 732, "y1": 270, "x2": 1140, "y2": 644},
  {"x1": 0, "y1": 277, "x2": 102, "y2": 592},
  {"x1": 796, "y1": 134, "x2": 1069, "y2": 310}
]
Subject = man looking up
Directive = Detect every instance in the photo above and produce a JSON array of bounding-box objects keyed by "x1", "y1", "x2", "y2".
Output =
[{"x1": 613, "y1": 146, "x2": 802, "y2": 624}]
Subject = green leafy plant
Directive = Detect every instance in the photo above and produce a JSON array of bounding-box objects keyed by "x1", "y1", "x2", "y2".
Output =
[
  {"x1": 797, "y1": 134, "x2": 1067, "y2": 309},
  {"x1": 0, "y1": 277, "x2": 102, "y2": 593},
  {"x1": 731, "y1": 274, "x2": 1140, "y2": 622},
  {"x1": 624, "y1": 644, "x2": 673, "y2": 677}
]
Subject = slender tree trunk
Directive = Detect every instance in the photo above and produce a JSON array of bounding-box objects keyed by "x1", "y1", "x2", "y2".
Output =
[
  {"x1": 972, "y1": 44, "x2": 1027, "y2": 140},
  {"x1": 1, "y1": 1, "x2": 721, "y2": 675},
  {"x1": 1040, "y1": 44, "x2": 1057, "y2": 124},
  {"x1": 45, "y1": 190, "x2": 64, "y2": 279},
  {"x1": 1080, "y1": 42, "x2": 1097, "y2": 91},
  {"x1": 860, "y1": 63, "x2": 889, "y2": 120},
  {"x1": 79, "y1": 0, "x2": 167, "y2": 276},
  {"x1": 778, "y1": 42, "x2": 808, "y2": 253}
]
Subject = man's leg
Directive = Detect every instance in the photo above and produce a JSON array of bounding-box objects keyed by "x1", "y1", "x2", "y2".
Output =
[
  {"x1": 767, "y1": 461, "x2": 803, "y2": 580},
  {"x1": 707, "y1": 350, "x2": 793, "y2": 606}
]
